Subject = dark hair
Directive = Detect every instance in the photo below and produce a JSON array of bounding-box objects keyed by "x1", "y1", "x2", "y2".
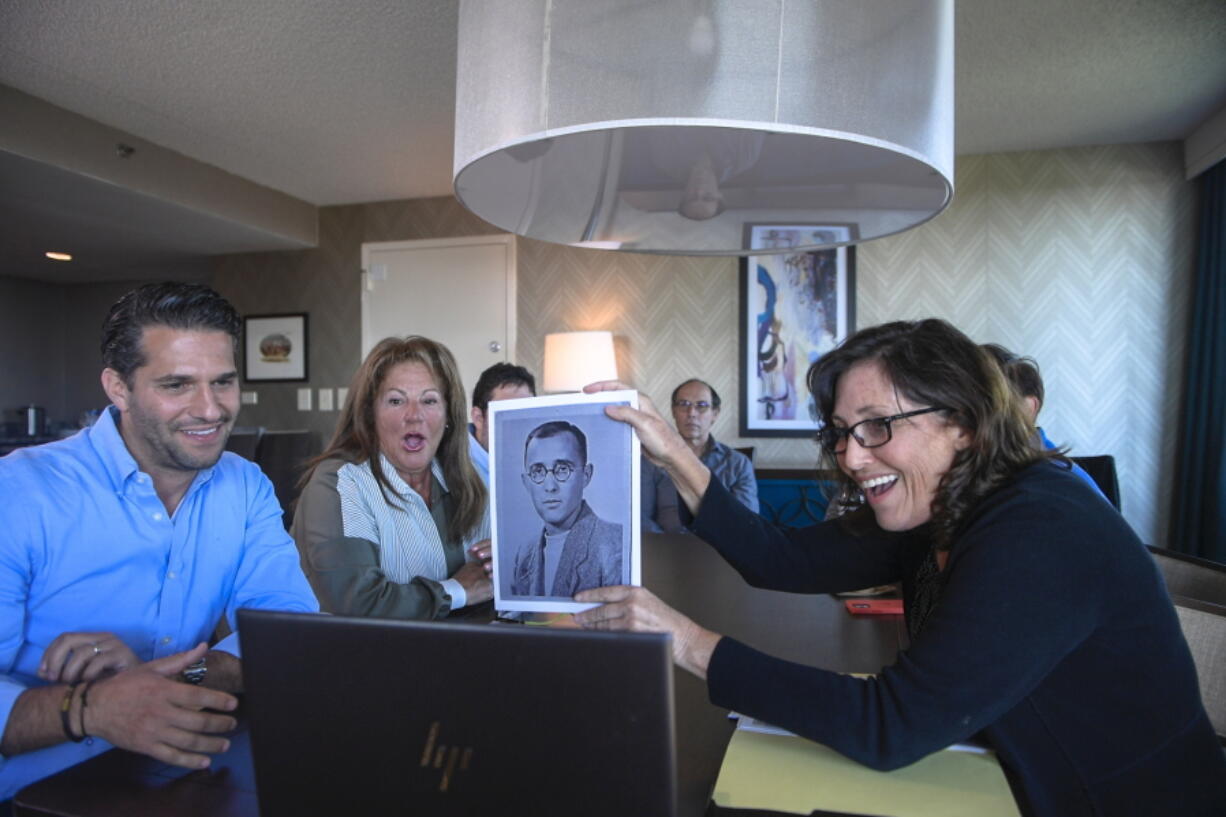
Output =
[
  {"x1": 981, "y1": 343, "x2": 1045, "y2": 409},
  {"x1": 523, "y1": 421, "x2": 588, "y2": 465},
  {"x1": 101, "y1": 282, "x2": 241, "y2": 382},
  {"x1": 471, "y1": 363, "x2": 536, "y2": 413},
  {"x1": 670, "y1": 378, "x2": 721, "y2": 410},
  {"x1": 307, "y1": 336, "x2": 486, "y2": 539},
  {"x1": 808, "y1": 319, "x2": 1048, "y2": 548}
]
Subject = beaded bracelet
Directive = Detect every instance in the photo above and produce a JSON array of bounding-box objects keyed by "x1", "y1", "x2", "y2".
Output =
[
  {"x1": 79, "y1": 678, "x2": 99, "y2": 739},
  {"x1": 59, "y1": 683, "x2": 83, "y2": 743}
]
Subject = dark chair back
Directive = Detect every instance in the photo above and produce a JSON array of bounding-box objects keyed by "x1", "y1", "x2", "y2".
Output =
[
  {"x1": 755, "y1": 468, "x2": 839, "y2": 526},
  {"x1": 1169, "y1": 594, "x2": 1226, "y2": 743},
  {"x1": 1146, "y1": 546, "x2": 1226, "y2": 743},
  {"x1": 255, "y1": 430, "x2": 321, "y2": 528},
  {"x1": 1070, "y1": 455, "x2": 1121, "y2": 510},
  {"x1": 1147, "y1": 545, "x2": 1226, "y2": 608},
  {"x1": 224, "y1": 426, "x2": 264, "y2": 460}
]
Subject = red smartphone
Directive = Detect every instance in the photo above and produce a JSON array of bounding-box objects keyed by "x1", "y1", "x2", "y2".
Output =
[{"x1": 844, "y1": 598, "x2": 903, "y2": 615}]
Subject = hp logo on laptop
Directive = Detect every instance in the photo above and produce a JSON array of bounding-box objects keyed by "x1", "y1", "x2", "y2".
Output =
[{"x1": 420, "y1": 720, "x2": 474, "y2": 793}]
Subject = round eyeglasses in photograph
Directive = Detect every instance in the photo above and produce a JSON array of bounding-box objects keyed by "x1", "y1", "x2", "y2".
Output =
[{"x1": 527, "y1": 461, "x2": 576, "y2": 484}]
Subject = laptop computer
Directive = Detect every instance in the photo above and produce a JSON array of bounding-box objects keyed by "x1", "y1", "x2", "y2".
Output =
[{"x1": 238, "y1": 609, "x2": 677, "y2": 817}]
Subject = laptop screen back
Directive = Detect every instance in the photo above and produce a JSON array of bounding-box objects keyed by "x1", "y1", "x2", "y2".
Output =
[{"x1": 238, "y1": 609, "x2": 677, "y2": 817}]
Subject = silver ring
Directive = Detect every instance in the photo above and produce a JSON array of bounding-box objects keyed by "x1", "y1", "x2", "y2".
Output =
[{"x1": 92, "y1": 643, "x2": 101, "y2": 656}]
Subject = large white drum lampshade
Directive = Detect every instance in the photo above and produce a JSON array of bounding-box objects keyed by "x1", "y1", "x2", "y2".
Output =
[{"x1": 454, "y1": 0, "x2": 953, "y2": 256}]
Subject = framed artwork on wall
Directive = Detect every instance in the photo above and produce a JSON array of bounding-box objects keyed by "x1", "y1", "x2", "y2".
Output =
[
  {"x1": 738, "y1": 225, "x2": 856, "y2": 438},
  {"x1": 243, "y1": 313, "x2": 309, "y2": 382}
]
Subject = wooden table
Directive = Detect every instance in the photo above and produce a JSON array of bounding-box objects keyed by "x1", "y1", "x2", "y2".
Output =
[{"x1": 14, "y1": 532, "x2": 903, "y2": 817}]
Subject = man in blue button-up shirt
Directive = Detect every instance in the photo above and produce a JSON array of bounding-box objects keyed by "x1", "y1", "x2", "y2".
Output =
[
  {"x1": 0, "y1": 283, "x2": 319, "y2": 800},
  {"x1": 641, "y1": 379, "x2": 758, "y2": 533},
  {"x1": 981, "y1": 344, "x2": 1109, "y2": 502},
  {"x1": 467, "y1": 362, "x2": 536, "y2": 486}
]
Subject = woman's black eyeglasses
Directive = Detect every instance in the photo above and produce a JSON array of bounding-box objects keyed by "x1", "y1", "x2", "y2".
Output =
[{"x1": 819, "y1": 406, "x2": 951, "y2": 454}]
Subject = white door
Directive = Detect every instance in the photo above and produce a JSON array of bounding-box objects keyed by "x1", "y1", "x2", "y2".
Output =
[{"x1": 361, "y1": 235, "x2": 517, "y2": 402}]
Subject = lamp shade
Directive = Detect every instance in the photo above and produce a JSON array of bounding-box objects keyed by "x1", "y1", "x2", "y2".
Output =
[
  {"x1": 454, "y1": 0, "x2": 953, "y2": 256},
  {"x1": 543, "y1": 331, "x2": 618, "y2": 393}
]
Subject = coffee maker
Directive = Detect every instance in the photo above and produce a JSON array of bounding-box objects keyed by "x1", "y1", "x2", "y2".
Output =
[
  {"x1": 24, "y1": 405, "x2": 46, "y2": 436},
  {"x1": 4, "y1": 405, "x2": 47, "y2": 438}
]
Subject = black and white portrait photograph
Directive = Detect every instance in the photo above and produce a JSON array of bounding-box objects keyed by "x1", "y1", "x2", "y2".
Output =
[{"x1": 489, "y1": 391, "x2": 640, "y2": 614}]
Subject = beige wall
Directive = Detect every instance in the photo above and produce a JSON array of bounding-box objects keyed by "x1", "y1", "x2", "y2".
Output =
[
  {"x1": 857, "y1": 144, "x2": 1193, "y2": 547},
  {"x1": 212, "y1": 141, "x2": 1194, "y2": 546}
]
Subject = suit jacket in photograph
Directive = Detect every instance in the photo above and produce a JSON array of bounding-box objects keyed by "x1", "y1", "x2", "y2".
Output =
[{"x1": 512, "y1": 501, "x2": 623, "y2": 597}]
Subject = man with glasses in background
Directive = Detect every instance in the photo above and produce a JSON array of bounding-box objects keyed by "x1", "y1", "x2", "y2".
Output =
[
  {"x1": 511, "y1": 421, "x2": 623, "y2": 597},
  {"x1": 642, "y1": 379, "x2": 758, "y2": 533}
]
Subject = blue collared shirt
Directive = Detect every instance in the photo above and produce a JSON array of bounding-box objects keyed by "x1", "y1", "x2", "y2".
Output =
[
  {"x1": 0, "y1": 407, "x2": 318, "y2": 799},
  {"x1": 1036, "y1": 427, "x2": 1110, "y2": 503},
  {"x1": 468, "y1": 425, "x2": 490, "y2": 486},
  {"x1": 641, "y1": 438, "x2": 758, "y2": 533}
]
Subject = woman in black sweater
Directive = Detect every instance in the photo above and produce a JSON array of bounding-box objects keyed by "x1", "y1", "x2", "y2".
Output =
[{"x1": 575, "y1": 318, "x2": 1226, "y2": 816}]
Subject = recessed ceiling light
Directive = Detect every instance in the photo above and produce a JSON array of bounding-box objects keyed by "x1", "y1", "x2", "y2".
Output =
[{"x1": 45, "y1": 252, "x2": 72, "y2": 261}]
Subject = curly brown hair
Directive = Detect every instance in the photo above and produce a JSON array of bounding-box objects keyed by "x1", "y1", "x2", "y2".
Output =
[
  {"x1": 808, "y1": 319, "x2": 1050, "y2": 548},
  {"x1": 304, "y1": 336, "x2": 486, "y2": 540}
]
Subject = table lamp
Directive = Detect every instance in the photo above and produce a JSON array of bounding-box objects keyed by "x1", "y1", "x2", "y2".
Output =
[{"x1": 543, "y1": 331, "x2": 618, "y2": 393}]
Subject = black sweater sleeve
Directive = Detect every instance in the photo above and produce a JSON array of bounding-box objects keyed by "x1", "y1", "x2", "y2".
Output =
[
  {"x1": 704, "y1": 469, "x2": 1112, "y2": 771},
  {"x1": 690, "y1": 477, "x2": 922, "y2": 593}
]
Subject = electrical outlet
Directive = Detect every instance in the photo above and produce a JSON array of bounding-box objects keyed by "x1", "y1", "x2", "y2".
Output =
[
  {"x1": 318, "y1": 388, "x2": 334, "y2": 411},
  {"x1": 297, "y1": 388, "x2": 312, "y2": 411},
  {"x1": 241, "y1": 391, "x2": 258, "y2": 405},
  {"x1": 337, "y1": 387, "x2": 349, "y2": 406}
]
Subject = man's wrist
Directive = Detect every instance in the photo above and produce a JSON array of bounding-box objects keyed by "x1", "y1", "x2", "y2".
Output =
[{"x1": 199, "y1": 650, "x2": 243, "y2": 693}]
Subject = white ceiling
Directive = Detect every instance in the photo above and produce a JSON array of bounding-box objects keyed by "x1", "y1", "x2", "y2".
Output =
[{"x1": 1, "y1": 0, "x2": 1224, "y2": 280}]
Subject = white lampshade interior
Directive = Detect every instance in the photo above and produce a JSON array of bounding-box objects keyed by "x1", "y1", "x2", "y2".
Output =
[{"x1": 454, "y1": 0, "x2": 954, "y2": 256}]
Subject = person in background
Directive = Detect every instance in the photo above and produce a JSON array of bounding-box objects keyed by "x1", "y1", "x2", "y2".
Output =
[
  {"x1": 642, "y1": 379, "x2": 757, "y2": 533},
  {"x1": 0, "y1": 283, "x2": 319, "y2": 801},
  {"x1": 292, "y1": 336, "x2": 492, "y2": 620},
  {"x1": 511, "y1": 421, "x2": 622, "y2": 597},
  {"x1": 577, "y1": 319, "x2": 1225, "y2": 817},
  {"x1": 981, "y1": 343, "x2": 1108, "y2": 502},
  {"x1": 468, "y1": 362, "x2": 536, "y2": 486}
]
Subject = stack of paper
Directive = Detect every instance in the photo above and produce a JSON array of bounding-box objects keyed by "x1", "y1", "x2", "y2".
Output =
[{"x1": 712, "y1": 728, "x2": 1020, "y2": 817}]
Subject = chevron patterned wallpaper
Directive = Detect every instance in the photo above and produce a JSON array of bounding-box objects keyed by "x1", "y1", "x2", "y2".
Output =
[
  {"x1": 856, "y1": 144, "x2": 1194, "y2": 548},
  {"x1": 212, "y1": 141, "x2": 1193, "y2": 546}
]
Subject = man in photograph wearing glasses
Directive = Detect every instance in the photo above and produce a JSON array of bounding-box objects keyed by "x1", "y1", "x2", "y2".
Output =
[
  {"x1": 511, "y1": 421, "x2": 623, "y2": 597},
  {"x1": 642, "y1": 379, "x2": 758, "y2": 533}
]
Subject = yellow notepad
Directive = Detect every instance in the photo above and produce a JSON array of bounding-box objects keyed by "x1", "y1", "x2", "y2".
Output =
[{"x1": 712, "y1": 729, "x2": 1021, "y2": 817}]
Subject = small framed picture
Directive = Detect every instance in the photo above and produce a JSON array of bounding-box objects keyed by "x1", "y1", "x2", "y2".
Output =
[
  {"x1": 739, "y1": 224, "x2": 856, "y2": 438},
  {"x1": 489, "y1": 391, "x2": 641, "y2": 614},
  {"x1": 243, "y1": 313, "x2": 309, "y2": 382}
]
